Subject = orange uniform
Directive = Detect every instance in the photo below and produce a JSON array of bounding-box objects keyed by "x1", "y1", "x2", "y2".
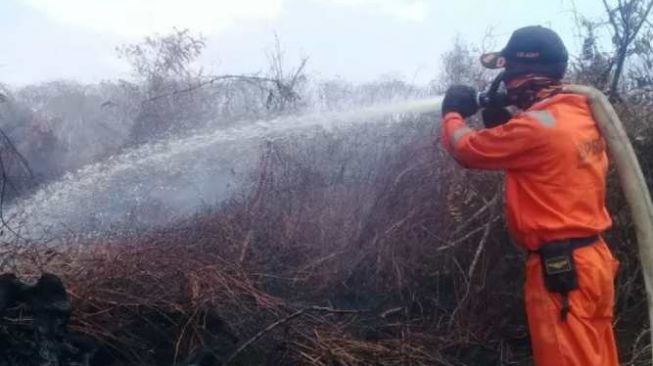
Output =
[{"x1": 442, "y1": 93, "x2": 620, "y2": 365}]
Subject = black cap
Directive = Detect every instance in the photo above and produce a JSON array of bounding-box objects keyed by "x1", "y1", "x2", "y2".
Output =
[{"x1": 480, "y1": 26, "x2": 568, "y2": 76}]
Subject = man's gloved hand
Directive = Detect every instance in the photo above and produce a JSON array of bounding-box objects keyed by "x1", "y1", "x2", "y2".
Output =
[
  {"x1": 482, "y1": 106, "x2": 513, "y2": 128},
  {"x1": 442, "y1": 85, "x2": 478, "y2": 118}
]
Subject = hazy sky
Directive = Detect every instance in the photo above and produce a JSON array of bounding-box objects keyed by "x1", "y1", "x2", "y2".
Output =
[{"x1": 0, "y1": 0, "x2": 606, "y2": 86}]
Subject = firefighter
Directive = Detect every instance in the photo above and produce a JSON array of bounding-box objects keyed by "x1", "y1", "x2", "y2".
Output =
[{"x1": 440, "y1": 26, "x2": 620, "y2": 366}]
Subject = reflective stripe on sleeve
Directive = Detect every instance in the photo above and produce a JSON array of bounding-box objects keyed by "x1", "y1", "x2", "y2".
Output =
[
  {"x1": 451, "y1": 126, "x2": 473, "y2": 145},
  {"x1": 525, "y1": 110, "x2": 556, "y2": 128}
]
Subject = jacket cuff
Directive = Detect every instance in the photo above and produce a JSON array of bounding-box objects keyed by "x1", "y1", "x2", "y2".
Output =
[{"x1": 443, "y1": 112, "x2": 463, "y2": 121}]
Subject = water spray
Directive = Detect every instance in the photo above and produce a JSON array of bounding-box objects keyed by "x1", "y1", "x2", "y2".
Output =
[{"x1": 6, "y1": 97, "x2": 442, "y2": 240}]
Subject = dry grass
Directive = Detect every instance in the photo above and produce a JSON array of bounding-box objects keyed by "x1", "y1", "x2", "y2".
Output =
[{"x1": 2, "y1": 112, "x2": 650, "y2": 365}]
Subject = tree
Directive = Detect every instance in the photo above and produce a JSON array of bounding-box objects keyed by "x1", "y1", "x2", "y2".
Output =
[
  {"x1": 118, "y1": 29, "x2": 210, "y2": 142},
  {"x1": 601, "y1": 0, "x2": 653, "y2": 97},
  {"x1": 433, "y1": 36, "x2": 493, "y2": 94},
  {"x1": 571, "y1": 19, "x2": 614, "y2": 89},
  {"x1": 263, "y1": 34, "x2": 308, "y2": 113},
  {"x1": 118, "y1": 30, "x2": 310, "y2": 143},
  {"x1": 117, "y1": 28, "x2": 205, "y2": 89}
]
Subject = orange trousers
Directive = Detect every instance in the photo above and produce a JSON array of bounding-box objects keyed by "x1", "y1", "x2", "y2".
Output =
[{"x1": 525, "y1": 240, "x2": 620, "y2": 366}]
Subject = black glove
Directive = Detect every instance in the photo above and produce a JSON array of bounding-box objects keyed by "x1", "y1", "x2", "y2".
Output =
[
  {"x1": 482, "y1": 106, "x2": 513, "y2": 128},
  {"x1": 442, "y1": 85, "x2": 478, "y2": 118}
]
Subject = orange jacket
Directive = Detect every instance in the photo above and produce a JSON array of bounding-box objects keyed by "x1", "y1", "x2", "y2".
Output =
[{"x1": 442, "y1": 94, "x2": 612, "y2": 251}]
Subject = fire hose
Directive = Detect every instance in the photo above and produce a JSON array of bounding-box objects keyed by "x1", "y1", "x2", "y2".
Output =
[{"x1": 565, "y1": 85, "x2": 653, "y2": 362}]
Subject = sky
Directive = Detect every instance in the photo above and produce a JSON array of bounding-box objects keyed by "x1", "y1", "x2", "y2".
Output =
[{"x1": 0, "y1": 0, "x2": 607, "y2": 86}]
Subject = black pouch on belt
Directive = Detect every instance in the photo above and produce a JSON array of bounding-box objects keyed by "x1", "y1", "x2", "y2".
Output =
[{"x1": 538, "y1": 241, "x2": 578, "y2": 321}]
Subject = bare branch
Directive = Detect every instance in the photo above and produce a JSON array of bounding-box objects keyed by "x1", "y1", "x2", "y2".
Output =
[
  {"x1": 467, "y1": 218, "x2": 494, "y2": 279},
  {"x1": 632, "y1": 0, "x2": 653, "y2": 41},
  {"x1": 289, "y1": 57, "x2": 309, "y2": 88},
  {"x1": 224, "y1": 306, "x2": 366, "y2": 365},
  {"x1": 141, "y1": 74, "x2": 276, "y2": 104},
  {"x1": 603, "y1": 0, "x2": 624, "y2": 41}
]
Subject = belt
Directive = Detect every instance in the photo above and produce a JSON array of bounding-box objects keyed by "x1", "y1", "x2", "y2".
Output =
[{"x1": 530, "y1": 235, "x2": 600, "y2": 255}]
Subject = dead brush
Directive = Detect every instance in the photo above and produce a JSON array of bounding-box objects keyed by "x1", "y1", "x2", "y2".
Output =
[
  {"x1": 289, "y1": 329, "x2": 447, "y2": 366},
  {"x1": 0, "y1": 112, "x2": 650, "y2": 365},
  {"x1": 4, "y1": 236, "x2": 285, "y2": 364},
  {"x1": 0, "y1": 119, "x2": 530, "y2": 365}
]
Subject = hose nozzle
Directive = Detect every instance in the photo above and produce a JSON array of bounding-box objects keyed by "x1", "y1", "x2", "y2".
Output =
[
  {"x1": 477, "y1": 71, "x2": 509, "y2": 109},
  {"x1": 477, "y1": 90, "x2": 508, "y2": 109}
]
